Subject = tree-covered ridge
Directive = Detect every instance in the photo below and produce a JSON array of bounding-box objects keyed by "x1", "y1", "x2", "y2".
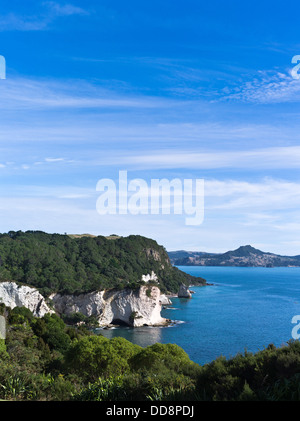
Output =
[{"x1": 0, "y1": 230, "x2": 205, "y2": 296}]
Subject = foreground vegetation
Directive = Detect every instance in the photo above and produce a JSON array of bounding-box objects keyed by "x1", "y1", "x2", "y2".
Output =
[
  {"x1": 0, "y1": 230, "x2": 205, "y2": 296},
  {"x1": 1, "y1": 304, "x2": 300, "y2": 401}
]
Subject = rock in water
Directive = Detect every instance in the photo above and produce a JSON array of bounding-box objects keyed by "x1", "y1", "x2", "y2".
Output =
[{"x1": 178, "y1": 283, "x2": 192, "y2": 298}]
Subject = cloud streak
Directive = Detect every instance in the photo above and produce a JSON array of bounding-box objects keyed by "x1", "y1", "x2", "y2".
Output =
[
  {"x1": 205, "y1": 178, "x2": 300, "y2": 211},
  {"x1": 0, "y1": 2, "x2": 89, "y2": 32},
  {"x1": 1, "y1": 144, "x2": 300, "y2": 173},
  {"x1": 43, "y1": 1, "x2": 89, "y2": 17},
  {"x1": 103, "y1": 146, "x2": 300, "y2": 170},
  {"x1": 220, "y1": 70, "x2": 300, "y2": 104},
  {"x1": 0, "y1": 77, "x2": 177, "y2": 110}
]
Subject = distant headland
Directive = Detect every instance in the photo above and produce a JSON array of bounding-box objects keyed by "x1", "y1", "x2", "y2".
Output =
[{"x1": 168, "y1": 245, "x2": 300, "y2": 267}]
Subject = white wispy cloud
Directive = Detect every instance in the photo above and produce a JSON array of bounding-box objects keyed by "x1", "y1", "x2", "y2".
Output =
[
  {"x1": 220, "y1": 70, "x2": 300, "y2": 104},
  {"x1": 0, "y1": 77, "x2": 173, "y2": 110},
  {"x1": 0, "y1": 13, "x2": 48, "y2": 31},
  {"x1": 205, "y1": 178, "x2": 300, "y2": 211},
  {"x1": 2, "y1": 143, "x2": 300, "y2": 172},
  {"x1": 43, "y1": 1, "x2": 89, "y2": 17},
  {"x1": 0, "y1": 176, "x2": 299, "y2": 255},
  {"x1": 45, "y1": 157, "x2": 65, "y2": 162},
  {"x1": 0, "y1": 2, "x2": 89, "y2": 32},
  {"x1": 104, "y1": 146, "x2": 300, "y2": 170},
  {"x1": 0, "y1": 184, "x2": 95, "y2": 200}
]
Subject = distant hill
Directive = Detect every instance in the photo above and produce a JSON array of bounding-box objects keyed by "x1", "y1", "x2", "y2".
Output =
[
  {"x1": 168, "y1": 245, "x2": 300, "y2": 267},
  {"x1": 0, "y1": 230, "x2": 206, "y2": 296}
]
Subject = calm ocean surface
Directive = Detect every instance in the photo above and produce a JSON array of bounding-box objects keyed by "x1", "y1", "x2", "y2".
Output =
[{"x1": 97, "y1": 266, "x2": 300, "y2": 366}]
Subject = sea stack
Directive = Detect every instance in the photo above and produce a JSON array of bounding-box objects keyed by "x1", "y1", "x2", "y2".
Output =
[{"x1": 178, "y1": 283, "x2": 192, "y2": 298}]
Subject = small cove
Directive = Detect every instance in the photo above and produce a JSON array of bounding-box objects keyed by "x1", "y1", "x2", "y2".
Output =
[{"x1": 97, "y1": 266, "x2": 300, "y2": 365}]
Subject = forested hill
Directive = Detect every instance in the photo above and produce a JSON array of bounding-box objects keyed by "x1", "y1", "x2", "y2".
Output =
[{"x1": 0, "y1": 231, "x2": 206, "y2": 296}]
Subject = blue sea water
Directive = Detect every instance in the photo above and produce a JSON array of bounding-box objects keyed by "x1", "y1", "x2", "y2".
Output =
[{"x1": 98, "y1": 266, "x2": 300, "y2": 366}]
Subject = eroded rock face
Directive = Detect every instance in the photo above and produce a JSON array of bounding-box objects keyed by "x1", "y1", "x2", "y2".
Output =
[
  {"x1": 159, "y1": 294, "x2": 172, "y2": 305},
  {"x1": 145, "y1": 248, "x2": 162, "y2": 261},
  {"x1": 0, "y1": 281, "x2": 169, "y2": 327},
  {"x1": 51, "y1": 286, "x2": 168, "y2": 327},
  {"x1": 178, "y1": 283, "x2": 192, "y2": 299},
  {"x1": 0, "y1": 282, "x2": 54, "y2": 317}
]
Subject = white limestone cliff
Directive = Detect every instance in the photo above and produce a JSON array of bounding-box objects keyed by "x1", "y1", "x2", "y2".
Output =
[
  {"x1": 0, "y1": 281, "x2": 54, "y2": 317},
  {"x1": 51, "y1": 285, "x2": 168, "y2": 327},
  {"x1": 141, "y1": 271, "x2": 158, "y2": 283},
  {"x1": 0, "y1": 281, "x2": 169, "y2": 327},
  {"x1": 159, "y1": 294, "x2": 172, "y2": 305}
]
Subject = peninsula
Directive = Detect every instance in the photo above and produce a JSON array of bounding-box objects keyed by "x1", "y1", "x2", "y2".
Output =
[{"x1": 168, "y1": 245, "x2": 300, "y2": 267}]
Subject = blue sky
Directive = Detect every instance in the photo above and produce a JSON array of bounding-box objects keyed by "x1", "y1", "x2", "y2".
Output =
[{"x1": 0, "y1": 0, "x2": 300, "y2": 254}]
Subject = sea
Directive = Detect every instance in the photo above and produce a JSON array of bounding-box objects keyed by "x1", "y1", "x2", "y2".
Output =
[{"x1": 97, "y1": 266, "x2": 300, "y2": 366}]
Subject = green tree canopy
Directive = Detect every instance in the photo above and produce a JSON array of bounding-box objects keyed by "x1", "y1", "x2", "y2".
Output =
[
  {"x1": 0, "y1": 231, "x2": 205, "y2": 295},
  {"x1": 65, "y1": 335, "x2": 141, "y2": 380}
]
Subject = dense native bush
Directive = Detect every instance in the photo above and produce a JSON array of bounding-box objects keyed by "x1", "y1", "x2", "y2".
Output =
[
  {"x1": 0, "y1": 230, "x2": 205, "y2": 295},
  {"x1": 65, "y1": 335, "x2": 141, "y2": 380},
  {"x1": 2, "y1": 303, "x2": 300, "y2": 401}
]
